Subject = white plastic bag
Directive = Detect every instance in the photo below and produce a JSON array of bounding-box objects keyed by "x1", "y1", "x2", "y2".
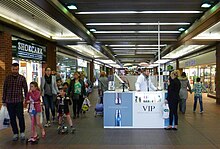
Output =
[
  {"x1": 0, "y1": 106, "x2": 10, "y2": 128},
  {"x1": 82, "y1": 97, "x2": 91, "y2": 112},
  {"x1": 83, "y1": 97, "x2": 91, "y2": 107},
  {"x1": 162, "y1": 103, "x2": 169, "y2": 119}
]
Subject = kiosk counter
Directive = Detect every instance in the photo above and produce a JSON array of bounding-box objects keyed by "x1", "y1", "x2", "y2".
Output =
[{"x1": 103, "y1": 91, "x2": 169, "y2": 128}]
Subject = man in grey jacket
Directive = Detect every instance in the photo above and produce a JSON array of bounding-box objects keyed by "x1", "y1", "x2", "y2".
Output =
[{"x1": 178, "y1": 72, "x2": 192, "y2": 114}]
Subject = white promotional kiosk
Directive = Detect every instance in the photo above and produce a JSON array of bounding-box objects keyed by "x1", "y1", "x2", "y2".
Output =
[{"x1": 103, "y1": 90, "x2": 168, "y2": 128}]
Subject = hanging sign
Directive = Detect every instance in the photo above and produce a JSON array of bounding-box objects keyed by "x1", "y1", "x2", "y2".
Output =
[{"x1": 16, "y1": 40, "x2": 46, "y2": 61}]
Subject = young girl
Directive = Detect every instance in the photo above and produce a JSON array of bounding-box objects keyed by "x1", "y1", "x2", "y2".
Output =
[{"x1": 25, "y1": 82, "x2": 46, "y2": 142}]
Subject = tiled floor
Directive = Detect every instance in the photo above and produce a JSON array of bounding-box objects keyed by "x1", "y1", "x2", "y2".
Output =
[{"x1": 0, "y1": 90, "x2": 220, "y2": 149}]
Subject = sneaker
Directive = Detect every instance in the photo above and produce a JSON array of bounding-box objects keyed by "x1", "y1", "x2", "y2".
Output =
[
  {"x1": 193, "y1": 110, "x2": 196, "y2": 113},
  {"x1": 12, "y1": 134, "x2": 18, "y2": 141},
  {"x1": 200, "y1": 111, "x2": 204, "y2": 114},
  {"x1": 57, "y1": 126, "x2": 61, "y2": 130},
  {"x1": 44, "y1": 121, "x2": 51, "y2": 127},
  {"x1": 20, "y1": 133, "x2": 25, "y2": 140},
  {"x1": 70, "y1": 127, "x2": 76, "y2": 133}
]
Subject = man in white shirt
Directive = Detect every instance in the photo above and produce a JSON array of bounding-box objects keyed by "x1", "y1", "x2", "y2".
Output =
[{"x1": 135, "y1": 69, "x2": 157, "y2": 91}]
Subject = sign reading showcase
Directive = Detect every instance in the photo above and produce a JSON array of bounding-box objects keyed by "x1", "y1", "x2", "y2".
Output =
[{"x1": 16, "y1": 40, "x2": 46, "y2": 61}]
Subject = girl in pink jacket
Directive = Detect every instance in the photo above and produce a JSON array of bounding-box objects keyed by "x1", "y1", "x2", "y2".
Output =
[{"x1": 25, "y1": 82, "x2": 45, "y2": 142}]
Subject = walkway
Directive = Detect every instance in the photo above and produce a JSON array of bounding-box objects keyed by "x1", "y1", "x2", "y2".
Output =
[{"x1": 0, "y1": 89, "x2": 220, "y2": 149}]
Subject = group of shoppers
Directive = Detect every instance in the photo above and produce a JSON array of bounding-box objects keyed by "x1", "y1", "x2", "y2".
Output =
[
  {"x1": 2, "y1": 63, "x2": 90, "y2": 141},
  {"x1": 135, "y1": 68, "x2": 207, "y2": 130}
]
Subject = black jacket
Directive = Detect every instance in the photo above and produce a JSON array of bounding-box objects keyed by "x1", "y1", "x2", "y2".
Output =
[
  {"x1": 68, "y1": 79, "x2": 86, "y2": 97},
  {"x1": 167, "y1": 77, "x2": 181, "y2": 102}
]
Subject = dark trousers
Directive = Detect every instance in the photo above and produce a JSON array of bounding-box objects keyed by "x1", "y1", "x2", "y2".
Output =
[
  {"x1": 7, "y1": 102, "x2": 25, "y2": 134},
  {"x1": 168, "y1": 101, "x2": 178, "y2": 125},
  {"x1": 72, "y1": 96, "x2": 84, "y2": 117},
  {"x1": 43, "y1": 94, "x2": 55, "y2": 122}
]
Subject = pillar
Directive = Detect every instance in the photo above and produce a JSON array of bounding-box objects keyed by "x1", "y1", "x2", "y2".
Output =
[
  {"x1": 0, "y1": 32, "x2": 12, "y2": 106},
  {"x1": 43, "y1": 42, "x2": 57, "y2": 74},
  {"x1": 216, "y1": 43, "x2": 220, "y2": 104},
  {"x1": 90, "y1": 60, "x2": 94, "y2": 82}
]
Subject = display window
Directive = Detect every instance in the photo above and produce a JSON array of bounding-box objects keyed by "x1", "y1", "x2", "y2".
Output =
[
  {"x1": 183, "y1": 64, "x2": 216, "y2": 96},
  {"x1": 12, "y1": 58, "x2": 42, "y2": 87}
]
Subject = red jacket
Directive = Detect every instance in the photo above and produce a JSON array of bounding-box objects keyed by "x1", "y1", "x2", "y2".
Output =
[{"x1": 25, "y1": 90, "x2": 41, "y2": 113}]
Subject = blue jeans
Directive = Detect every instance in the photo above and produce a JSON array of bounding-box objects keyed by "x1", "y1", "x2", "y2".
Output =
[
  {"x1": 43, "y1": 94, "x2": 55, "y2": 122},
  {"x1": 193, "y1": 95, "x2": 203, "y2": 112}
]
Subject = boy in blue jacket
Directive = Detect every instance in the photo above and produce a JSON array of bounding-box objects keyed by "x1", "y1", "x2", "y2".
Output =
[{"x1": 192, "y1": 77, "x2": 207, "y2": 113}]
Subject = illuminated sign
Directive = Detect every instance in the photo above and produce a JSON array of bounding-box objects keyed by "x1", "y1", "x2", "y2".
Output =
[{"x1": 16, "y1": 40, "x2": 46, "y2": 61}]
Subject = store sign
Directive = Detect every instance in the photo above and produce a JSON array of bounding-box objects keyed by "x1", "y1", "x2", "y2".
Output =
[
  {"x1": 185, "y1": 60, "x2": 196, "y2": 67},
  {"x1": 77, "y1": 58, "x2": 87, "y2": 67},
  {"x1": 17, "y1": 40, "x2": 46, "y2": 61}
]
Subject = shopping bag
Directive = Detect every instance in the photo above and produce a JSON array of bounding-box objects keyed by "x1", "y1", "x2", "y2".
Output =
[
  {"x1": 82, "y1": 97, "x2": 91, "y2": 112},
  {"x1": 162, "y1": 103, "x2": 169, "y2": 119},
  {"x1": 0, "y1": 106, "x2": 10, "y2": 127},
  {"x1": 83, "y1": 97, "x2": 91, "y2": 107}
]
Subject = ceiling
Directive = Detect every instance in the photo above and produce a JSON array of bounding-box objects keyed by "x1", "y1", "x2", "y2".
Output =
[
  {"x1": 0, "y1": 0, "x2": 220, "y2": 68},
  {"x1": 57, "y1": 0, "x2": 219, "y2": 65}
]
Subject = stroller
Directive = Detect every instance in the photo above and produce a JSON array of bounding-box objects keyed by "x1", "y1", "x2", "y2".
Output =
[{"x1": 94, "y1": 96, "x2": 103, "y2": 117}]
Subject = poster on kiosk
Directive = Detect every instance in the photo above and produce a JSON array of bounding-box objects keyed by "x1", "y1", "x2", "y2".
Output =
[{"x1": 133, "y1": 92, "x2": 165, "y2": 128}]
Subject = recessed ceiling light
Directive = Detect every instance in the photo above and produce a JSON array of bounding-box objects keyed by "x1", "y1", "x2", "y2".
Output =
[
  {"x1": 201, "y1": 3, "x2": 211, "y2": 8},
  {"x1": 90, "y1": 28, "x2": 96, "y2": 32},
  {"x1": 178, "y1": 28, "x2": 185, "y2": 31},
  {"x1": 67, "y1": 4, "x2": 77, "y2": 10}
]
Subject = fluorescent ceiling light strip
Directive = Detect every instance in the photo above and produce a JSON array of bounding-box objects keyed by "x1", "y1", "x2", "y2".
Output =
[
  {"x1": 86, "y1": 22, "x2": 190, "y2": 26},
  {"x1": 94, "y1": 31, "x2": 180, "y2": 34},
  {"x1": 109, "y1": 44, "x2": 166, "y2": 47},
  {"x1": 112, "y1": 48, "x2": 159, "y2": 50},
  {"x1": 109, "y1": 45, "x2": 136, "y2": 47},
  {"x1": 52, "y1": 36, "x2": 82, "y2": 40},
  {"x1": 76, "y1": 11, "x2": 202, "y2": 15},
  {"x1": 137, "y1": 44, "x2": 167, "y2": 47}
]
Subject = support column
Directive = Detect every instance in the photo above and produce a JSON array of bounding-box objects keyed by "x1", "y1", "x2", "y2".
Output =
[
  {"x1": 45, "y1": 42, "x2": 57, "y2": 71},
  {"x1": 216, "y1": 43, "x2": 220, "y2": 104},
  {"x1": 90, "y1": 60, "x2": 94, "y2": 82},
  {"x1": 0, "y1": 32, "x2": 12, "y2": 106}
]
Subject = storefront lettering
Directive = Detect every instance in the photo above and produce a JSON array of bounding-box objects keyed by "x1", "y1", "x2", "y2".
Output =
[{"x1": 18, "y1": 42, "x2": 43, "y2": 54}]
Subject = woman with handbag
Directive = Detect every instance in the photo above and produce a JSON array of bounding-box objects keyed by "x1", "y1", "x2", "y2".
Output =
[{"x1": 68, "y1": 72, "x2": 86, "y2": 119}]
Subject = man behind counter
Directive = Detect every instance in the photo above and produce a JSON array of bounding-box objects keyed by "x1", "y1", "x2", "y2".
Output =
[{"x1": 135, "y1": 68, "x2": 157, "y2": 92}]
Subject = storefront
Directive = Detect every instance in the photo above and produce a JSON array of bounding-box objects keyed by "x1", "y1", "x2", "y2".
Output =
[
  {"x1": 179, "y1": 50, "x2": 216, "y2": 98},
  {"x1": 56, "y1": 52, "x2": 77, "y2": 82},
  {"x1": 12, "y1": 37, "x2": 46, "y2": 86},
  {"x1": 77, "y1": 58, "x2": 88, "y2": 76}
]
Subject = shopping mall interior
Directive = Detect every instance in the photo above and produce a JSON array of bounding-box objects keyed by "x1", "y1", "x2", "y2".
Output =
[{"x1": 1, "y1": 0, "x2": 220, "y2": 148}]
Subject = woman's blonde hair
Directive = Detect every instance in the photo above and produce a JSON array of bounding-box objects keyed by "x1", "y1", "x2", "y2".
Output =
[
  {"x1": 171, "y1": 70, "x2": 180, "y2": 78},
  {"x1": 100, "y1": 71, "x2": 106, "y2": 77}
]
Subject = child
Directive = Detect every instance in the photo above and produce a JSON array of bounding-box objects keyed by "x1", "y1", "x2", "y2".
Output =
[
  {"x1": 25, "y1": 82, "x2": 46, "y2": 142},
  {"x1": 56, "y1": 88, "x2": 75, "y2": 132},
  {"x1": 192, "y1": 78, "x2": 207, "y2": 113}
]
